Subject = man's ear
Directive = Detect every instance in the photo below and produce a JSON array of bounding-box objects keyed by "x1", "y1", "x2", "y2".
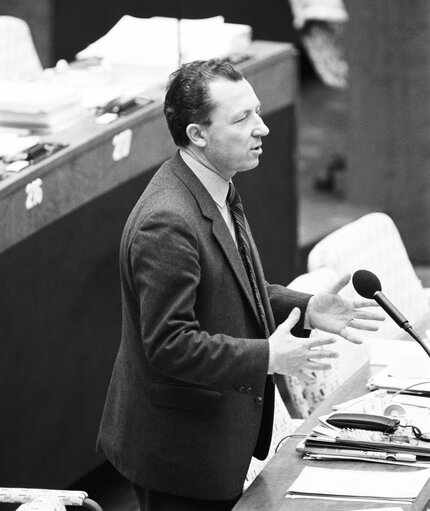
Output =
[{"x1": 186, "y1": 124, "x2": 207, "y2": 147}]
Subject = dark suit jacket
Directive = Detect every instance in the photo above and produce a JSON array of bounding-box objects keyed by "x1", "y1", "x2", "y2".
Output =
[{"x1": 97, "y1": 152, "x2": 310, "y2": 500}]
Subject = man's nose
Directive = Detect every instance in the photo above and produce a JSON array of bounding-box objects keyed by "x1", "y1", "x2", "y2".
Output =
[{"x1": 253, "y1": 117, "x2": 270, "y2": 137}]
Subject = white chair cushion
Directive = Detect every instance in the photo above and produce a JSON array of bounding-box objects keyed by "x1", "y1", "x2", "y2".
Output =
[{"x1": 0, "y1": 16, "x2": 43, "y2": 81}]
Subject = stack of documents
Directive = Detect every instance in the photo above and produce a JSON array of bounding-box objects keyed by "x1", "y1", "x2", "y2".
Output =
[
  {"x1": 286, "y1": 466, "x2": 430, "y2": 504},
  {"x1": 0, "y1": 80, "x2": 87, "y2": 133},
  {"x1": 76, "y1": 15, "x2": 252, "y2": 85},
  {"x1": 297, "y1": 412, "x2": 430, "y2": 466}
]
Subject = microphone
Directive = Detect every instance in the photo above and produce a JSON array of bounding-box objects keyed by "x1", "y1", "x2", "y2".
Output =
[{"x1": 352, "y1": 269, "x2": 430, "y2": 358}]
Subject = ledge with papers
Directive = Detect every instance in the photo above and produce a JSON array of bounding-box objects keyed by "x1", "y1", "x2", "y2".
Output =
[{"x1": 233, "y1": 363, "x2": 430, "y2": 510}]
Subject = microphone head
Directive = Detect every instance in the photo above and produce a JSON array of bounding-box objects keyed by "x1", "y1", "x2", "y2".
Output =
[{"x1": 352, "y1": 269, "x2": 382, "y2": 298}]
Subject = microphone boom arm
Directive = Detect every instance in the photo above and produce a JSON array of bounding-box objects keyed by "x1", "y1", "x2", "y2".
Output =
[{"x1": 374, "y1": 292, "x2": 430, "y2": 358}]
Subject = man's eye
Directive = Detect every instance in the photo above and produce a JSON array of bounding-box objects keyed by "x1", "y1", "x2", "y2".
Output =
[{"x1": 235, "y1": 116, "x2": 247, "y2": 123}]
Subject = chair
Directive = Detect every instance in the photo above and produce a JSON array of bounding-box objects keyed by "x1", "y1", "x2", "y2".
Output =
[
  {"x1": 285, "y1": 212, "x2": 430, "y2": 418},
  {"x1": 0, "y1": 16, "x2": 43, "y2": 81},
  {"x1": 0, "y1": 488, "x2": 102, "y2": 511}
]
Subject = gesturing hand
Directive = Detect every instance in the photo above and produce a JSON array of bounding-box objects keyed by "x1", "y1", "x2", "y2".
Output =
[
  {"x1": 306, "y1": 273, "x2": 386, "y2": 344},
  {"x1": 269, "y1": 307, "x2": 338, "y2": 384}
]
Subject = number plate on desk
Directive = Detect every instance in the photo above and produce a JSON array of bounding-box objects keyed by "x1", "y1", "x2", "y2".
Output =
[{"x1": 112, "y1": 129, "x2": 132, "y2": 161}]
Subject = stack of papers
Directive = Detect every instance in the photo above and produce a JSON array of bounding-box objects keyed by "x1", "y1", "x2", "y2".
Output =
[
  {"x1": 297, "y1": 412, "x2": 430, "y2": 466},
  {"x1": 0, "y1": 132, "x2": 40, "y2": 159},
  {"x1": 0, "y1": 81, "x2": 87, "y2": 133},
  {"x1": 286, "y1": 466, "x2": 430, "y2": 504},
  {"x1": 76, "y1": 15, "x2": 252, "y2": 85}
]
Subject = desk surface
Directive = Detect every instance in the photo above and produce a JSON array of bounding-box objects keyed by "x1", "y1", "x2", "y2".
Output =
[{"x1": 234, "y1": 364, "x2": 430, "y2": 511}]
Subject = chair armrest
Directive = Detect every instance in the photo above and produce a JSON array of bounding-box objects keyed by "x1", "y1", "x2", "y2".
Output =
[{"x1": 0, "y1": 488, "x2": 103, "y2": 510}]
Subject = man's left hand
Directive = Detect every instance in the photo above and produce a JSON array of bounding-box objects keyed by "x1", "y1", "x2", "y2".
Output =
[{"x1": 306, "y1": 273, "x2": 385, "y2": 344}]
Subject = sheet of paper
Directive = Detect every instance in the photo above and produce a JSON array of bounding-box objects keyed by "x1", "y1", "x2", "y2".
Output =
[
  {"x1": 0, "y1": 133, "x2": 40, "y2": 158},
  {"x1": 286, "y1": 466, "x2": 430, "y2": 500},
  {"x1": 368, "y1": 369, "x2": 430, "y2": 394}
]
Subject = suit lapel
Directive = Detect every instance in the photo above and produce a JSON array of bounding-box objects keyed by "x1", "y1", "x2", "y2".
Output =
[{"x1": 171, "y1": 153, "x2": 261, "y2": 325}]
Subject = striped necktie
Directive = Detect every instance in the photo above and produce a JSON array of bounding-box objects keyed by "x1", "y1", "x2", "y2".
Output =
[{"x1": 227, "y1": 182, "x2": 270, "y2": 338}]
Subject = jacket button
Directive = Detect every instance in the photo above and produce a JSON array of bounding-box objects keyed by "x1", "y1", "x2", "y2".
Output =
[
  {"x1": 239, "y1": 386, "x2": 245, "y2": 393},
  {"x1": 246, "y1": 387, "x2": 252, "y2": 394},
  {"x1": 255, "y1": 396, "x2": 263, "y2": 406}
]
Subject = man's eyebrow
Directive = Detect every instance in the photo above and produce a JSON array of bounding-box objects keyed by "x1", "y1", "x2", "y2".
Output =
[{"x1": 232, "y1": 104, "x2": 261, "y2": 119}]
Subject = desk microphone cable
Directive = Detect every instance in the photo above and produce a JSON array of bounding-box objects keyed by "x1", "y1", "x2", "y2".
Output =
[{"x1": 275, "y1": 433, "x2": 308, "y2": 453}]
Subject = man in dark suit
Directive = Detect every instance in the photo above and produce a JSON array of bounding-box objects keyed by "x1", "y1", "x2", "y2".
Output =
[{"x1": 97, "y1": 59, "x2": 382, "y2": 511}]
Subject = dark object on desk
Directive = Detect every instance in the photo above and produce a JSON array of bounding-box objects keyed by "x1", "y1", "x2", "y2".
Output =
[
  {"x1": 326, "y1": 412, "x2": 400, "y2": 433},
  {"x1": 3, "y1": 142, "x2": 67, "y2": 171},
  {"x1": 95, "y1": 96, "x2": 153, "y2": 125}
]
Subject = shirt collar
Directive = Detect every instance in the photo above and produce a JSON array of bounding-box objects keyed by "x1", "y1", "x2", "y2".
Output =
[{"x1": 179, "y1": 149, "x2": 230, "y2": 208}]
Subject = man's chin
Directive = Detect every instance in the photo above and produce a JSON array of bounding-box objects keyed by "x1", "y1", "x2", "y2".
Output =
[{"x1": 237, "y1": 159, "x2": 260, "y2": 173}]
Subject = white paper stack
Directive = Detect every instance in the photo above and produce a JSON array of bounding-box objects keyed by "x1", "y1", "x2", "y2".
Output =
[
  {"x1": 286, "y1": 466, "x2": 430, "y2": 504},
  {"x1": 0, "y1": 80, "x2": 87, "y2": 133},
  {"x1": 76, "y1": 15, "x2": 252, "y2": 85}
]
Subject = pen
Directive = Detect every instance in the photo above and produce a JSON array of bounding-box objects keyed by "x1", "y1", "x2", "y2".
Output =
[
  {"x1": 311, "y1": 448, "x2": 417, "y2": 462},
  {"x1": 346, "y1": 450, "x2": 416, "y2": 462}
]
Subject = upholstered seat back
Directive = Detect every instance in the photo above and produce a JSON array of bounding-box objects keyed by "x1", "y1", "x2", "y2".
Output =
[
  {"x1": 0, "y1": 16, "x2": 42, "y2": 81},
  {"x1": 285, "y1": 213, "x2": 430, "y2": 418},
  {"x1": 308, "y1": 212, "x2": 429, "y2": 337}
]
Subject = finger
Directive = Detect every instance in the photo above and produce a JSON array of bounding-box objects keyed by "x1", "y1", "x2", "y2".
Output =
[
  {"x1": 326, "y1": 272, "x2": 351, "y2": 294},
  {"x1": 278, "y1": 307, "x2": 301, "y2": 333},
  {"x1": 307, "y1": 350, "x2": 339, "y2": 360},
  {"x1": 308, "y1": 337, "x2": 337, "y2": 349},
  {"x1": 339, "y1": 327, "x2": 364, "y2": 344},
  {"x1": 351, "y1": 309, "x2": 386, "y2": 321},
  {"x1": 353, "y1": 298, "x2": 379, "y2": 309},
  {"x1": 348, "y1": 319, "x2": 380, "y2": 331},
  {"x1": 306, "y1": 360, "x2": 333, "y2": 371}
]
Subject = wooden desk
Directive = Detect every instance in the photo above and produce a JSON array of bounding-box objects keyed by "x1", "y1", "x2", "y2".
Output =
[
  {"x1": 234, "y1": 364, "x2": 430, "y2": 511},
  {"x1": 0, "y1": 41, "x2": 299, "y2": 488}
]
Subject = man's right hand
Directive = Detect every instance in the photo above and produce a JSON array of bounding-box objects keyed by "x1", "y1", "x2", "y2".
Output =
[{"x1": 269, "y1": 307, "x2": 338, "y2": 383}]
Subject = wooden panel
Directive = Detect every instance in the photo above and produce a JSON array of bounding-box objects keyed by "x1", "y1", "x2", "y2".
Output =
[{"x1": 346, "y1": 0, "x2": 430, "y2": 263}]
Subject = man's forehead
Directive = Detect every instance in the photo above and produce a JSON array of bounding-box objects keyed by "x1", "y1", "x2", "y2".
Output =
[{"x1": 208, "y1": 78, "x2": 260, "y2": 112}]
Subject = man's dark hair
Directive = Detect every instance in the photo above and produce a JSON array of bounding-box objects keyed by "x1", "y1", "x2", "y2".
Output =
[{"x1": 164, "y1": 59, "x2": 244, "y2": 147}]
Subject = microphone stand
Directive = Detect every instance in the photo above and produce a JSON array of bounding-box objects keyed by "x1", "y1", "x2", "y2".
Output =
[
  {"x1": 403, "y1": 322, "x2": 430, "y2": 358},
  {"x1": 374, "y1": 290, "x2": 430, "y2": 358}
]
